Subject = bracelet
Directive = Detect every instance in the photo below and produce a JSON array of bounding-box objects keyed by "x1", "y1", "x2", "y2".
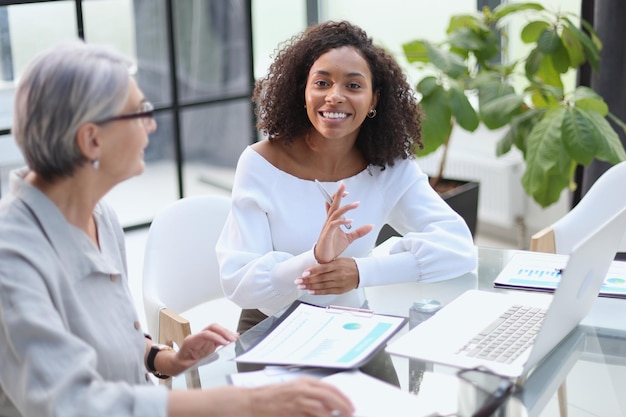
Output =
[{"x1": 147, "y1": 344, "x2": 174, "y2": 380}]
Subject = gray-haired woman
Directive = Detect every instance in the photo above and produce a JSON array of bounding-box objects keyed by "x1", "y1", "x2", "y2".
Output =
[{"x1": 0, "y1": 40, "x2": 353, "y2": 417}]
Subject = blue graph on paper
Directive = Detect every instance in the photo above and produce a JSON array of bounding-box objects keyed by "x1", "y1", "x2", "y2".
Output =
[{"x1": 494, "y1": 252, "x2": 626, "y2": 298}]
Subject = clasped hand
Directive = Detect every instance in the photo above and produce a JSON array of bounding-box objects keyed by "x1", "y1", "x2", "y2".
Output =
[{"x1": 296, "y1": 182, "x2": 372, "y2": 295}]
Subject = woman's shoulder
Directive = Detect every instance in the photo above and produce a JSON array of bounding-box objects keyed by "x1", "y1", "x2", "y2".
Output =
[{"x1": 370, "y1": 156, "x2": 424, "y2": 181}]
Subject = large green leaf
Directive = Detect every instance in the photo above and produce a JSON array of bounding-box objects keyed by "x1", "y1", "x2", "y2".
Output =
[
  {"x1": 561, "y1": 26, "x2": 586, "y2": 68},
  {"x1": 477, "y1": 80, "x2": 521, "y2": 129},
  {"x1": 449, "y1": 86, "x2": 479, "y2": 132},
  {"x1": 579, "y1": 18, "x2": 603, "y2": 51},
  {"x1": 480, "y1": 93, "x2": 525, "y2": 129},
  {"x1": 496, "y1": 108, "x2": 546, "y2": 156},
  {"x1": 525, "y1": 47, "x2": 543, "y2": 78},
  {"x1": 564, "y1": 18, "x2": 600, "y2": 71},
  {"x1": 477, "y1": 77, "x2": 515, "y2": 103},
  {"x1": 402, "y1": 40, "x2": 429, "y2": 64},
  {"x1": 522, "y1": 108, "x2": 572, "y2": 207},
  {"x1": 572, "y1": 86, "x2": 608, "y2": 115},
  {"x1": 417, "y1": 85, "x2": 453, "y2": 155},
  {"x1": 447, "y1": 14, "x2": 482, "y2": 34},
  {"x1": 492, "y1": 2, "x2": 545, "y2": 20},
  {"x1": 567, "y1": 108, "x2": 626, "y2": 163},
  {"x1": 550, "y1": 40, "x2": 571, "y2": 74},
  {"x1": 534, "y1": 54, "x2": 564, "y2": 88},
  {"x1": 474, "y1": 30, "x2": 501, "y2": 64},
  {"x1": 608, "y1": 112, "x2": 626, "y2": 136},
  {"x1": 448, "y1": 27, "x2": 485, "y2": 53},
  {"x1": 416, "y1": 76, "x2": 439, "y2": 98},
  {"x1": 521, "y1": 21, "x2": 550, "y2": 43},
  {"x1": 537, "y1": 27, "x2": 562, "y2": 54},
  {"x1": 562, "y1": 107, "x2": 602, "y2": 165},
  {"x1": 424, "y1": 41, "x2": 467, "y2": 79}
]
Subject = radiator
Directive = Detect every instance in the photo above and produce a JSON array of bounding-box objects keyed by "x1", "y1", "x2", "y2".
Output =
[{"x1": 417, "y1": 149, "x2": 525, "y2": 229}]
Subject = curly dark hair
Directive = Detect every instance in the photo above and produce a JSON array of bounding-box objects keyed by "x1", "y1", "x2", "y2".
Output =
[{"x1": 252, "y1": 20, "x2": 423, "y2": 169}]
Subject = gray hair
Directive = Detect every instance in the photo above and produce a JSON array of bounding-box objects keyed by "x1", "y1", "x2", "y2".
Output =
[{"x1": 12, "y1": 40, "x2": 133, "y2": 180}]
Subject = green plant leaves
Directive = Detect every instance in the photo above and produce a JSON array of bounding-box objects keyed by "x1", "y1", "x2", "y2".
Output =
[
  {"x1": 491, "y1": 2, "x2": 545, "y2": 21},
  {"x1": 424, "y1": 41, "x2": 467, "y2": 79},
  {"x1": 564, "y1": 17, "x2": 600, "y2": 71},
  {"x1": 572, "y1": 86, "x2": 608, "y2": 115},
  {"x1": 477, "y1": 80, "x2": 524, "y2": 129},
  {"x1": 522, "y1": 106, "x2": 626, "y2": 206},
  {"x1": 402, "y1": 2, "x2": 626, "y2": 208},
  {"x1": 417, "y1": 84, "x2": 452, "y2": 155},
  {"x1": 497, "y1": 109, "x2": 546, "y2": 156},
  {"x1": 402, "y1": 40, "x2": 429, "y2": 64},
  {"x1": 561, "y1": 26, "x2": 586, "y2": 68},
  {"x1": 537, "y1": 27, "x2": 562, "y2": 54},
  {"x1": 521, "y1": 21, "x2": 550, "y2": 43},
  {"x1": 522, "y1": 108, "x2": 572, "y2": 207},
  {"x1": 449, "y1": 86, "x2": 479, "y2": 132}
]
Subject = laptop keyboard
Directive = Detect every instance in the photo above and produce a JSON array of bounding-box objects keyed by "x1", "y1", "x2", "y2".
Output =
[{"x1": 456, "y1": 304, "x2": 547, "y2": 364}]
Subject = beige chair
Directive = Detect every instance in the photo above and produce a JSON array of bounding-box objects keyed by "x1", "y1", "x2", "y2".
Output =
[
  {"x1": 142, "y1": 194, "x2": 238, "y2": 388},
  {"x1": 529, "y1": 161, "x2": 626, "y2": 417}
]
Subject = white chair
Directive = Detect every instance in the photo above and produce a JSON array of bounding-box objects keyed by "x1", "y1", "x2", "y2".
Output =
[
  {"x1": 142, "y1": 194, "x2": 239, "y2": 388},
  {"x1": 530, "y1": 161, "x2": 626, "y2": 254},
  {"x1": 529, "y1": 161, "x2": 626, "y2": 417}
]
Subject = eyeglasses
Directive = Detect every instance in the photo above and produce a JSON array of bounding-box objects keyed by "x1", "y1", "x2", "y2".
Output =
[{"x1": 94, "y1": 101, "x2": 155, "y2": 129}]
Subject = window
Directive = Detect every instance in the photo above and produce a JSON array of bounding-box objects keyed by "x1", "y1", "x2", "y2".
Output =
[{"x1": 0, "y1": 0, "x2": 254, "y2": 229}]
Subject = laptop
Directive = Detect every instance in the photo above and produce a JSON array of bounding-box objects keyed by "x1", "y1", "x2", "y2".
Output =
[{"x1": 386, "y1": 207, "x2": 626, "y2": 381}]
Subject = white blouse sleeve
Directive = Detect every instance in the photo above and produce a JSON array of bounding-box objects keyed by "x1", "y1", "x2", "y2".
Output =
[
  {"x1": 216, "y1": 149, "x2": 316, "y2": 314},
  {"x1": 355, "y1": 159, "x2": 477, "y2": 287}
]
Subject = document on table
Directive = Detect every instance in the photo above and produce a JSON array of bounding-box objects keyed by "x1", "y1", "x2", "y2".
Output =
[
  {"x1": 493, "y1": 251, "x2": 626, "y2": 298},
  {"x1": 235, "y1": 301, "x2": 407, "y2": 368},
  {"x1": 229, "y1": 368, "x2": 457, "y2": 417}
]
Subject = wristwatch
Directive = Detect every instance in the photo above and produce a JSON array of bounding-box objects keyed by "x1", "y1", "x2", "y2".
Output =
[{"x1": 147, "y1": 344, "x2": 174, "y2": 380}]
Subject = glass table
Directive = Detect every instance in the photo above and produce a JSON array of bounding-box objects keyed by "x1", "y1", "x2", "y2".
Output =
[{"x1": 173, "y1": 247, "x2": 626, "y2": 417}]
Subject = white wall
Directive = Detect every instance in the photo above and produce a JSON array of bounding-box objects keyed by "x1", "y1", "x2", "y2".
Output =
[{"x1": 251, "y1": 0, "x2": 308, "y2": 78}]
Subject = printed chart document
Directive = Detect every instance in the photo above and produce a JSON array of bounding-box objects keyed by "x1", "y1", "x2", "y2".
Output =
[
  {"x1": 229, "y1": 368, "x2": 456, "y2": 417},
  {"x1": 493, "y1": 251, "x2": 626, "y2": 298},
  {"x1": 235, "y1": 301, "x2": 407, "y2": 368}
]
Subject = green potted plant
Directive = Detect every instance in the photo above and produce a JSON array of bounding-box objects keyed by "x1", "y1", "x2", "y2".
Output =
[{"x1": 403, "y1": 2, "x2": 626, "y2": 208}]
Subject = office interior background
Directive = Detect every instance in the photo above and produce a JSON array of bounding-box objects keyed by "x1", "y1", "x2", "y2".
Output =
[{"x1": 0, "y1": 0, "x2": 585, "y2": 245}]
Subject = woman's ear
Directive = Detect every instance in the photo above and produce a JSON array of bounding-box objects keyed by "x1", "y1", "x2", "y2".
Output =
[
  {"x1": 76, "y1": 123, "x2": 100, "y2": 162},
  {"x1": 371, "y1": 89, "x2": 380, "y2": 109}
]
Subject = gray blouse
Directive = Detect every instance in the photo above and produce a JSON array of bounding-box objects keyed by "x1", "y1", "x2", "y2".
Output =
[{"x1": 0, "y1": 168, "x2": 167, "y2": 417}]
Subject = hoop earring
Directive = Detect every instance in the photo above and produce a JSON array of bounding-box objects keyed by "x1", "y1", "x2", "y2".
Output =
[
  {"x1": 367, "y1": 109, "x2": 377, "y2": 118},
  {"x1": 92, "y1": 159, "x2": 100, "y2": 170}
]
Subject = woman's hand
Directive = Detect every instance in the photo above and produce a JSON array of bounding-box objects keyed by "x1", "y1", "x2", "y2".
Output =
[
  {"x1": 314, "y1": 181, "x2": 373, "y2": 264},
  {"x1": 295, "y1": 258, "x2": 359, "y2": 295},
  {"x1": 249, "y1": 377, "x2": 355, "y2": 417},
  {"x1": 165, "y1": 323, "x2": 239, "y2": 375}
]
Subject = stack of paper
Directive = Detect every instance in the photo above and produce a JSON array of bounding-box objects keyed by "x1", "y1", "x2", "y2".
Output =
[{"x1": 229, "y1": 368, "x2": 459, "y2": 417}]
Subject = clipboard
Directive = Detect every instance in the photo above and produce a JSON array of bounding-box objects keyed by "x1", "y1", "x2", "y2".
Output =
[{"x1": 235, "y1": 301, "x2": 408, "y2": 369}]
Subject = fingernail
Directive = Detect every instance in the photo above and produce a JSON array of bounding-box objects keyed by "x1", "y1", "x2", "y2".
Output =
[
  {"x1": 297, "y1": 285, "x2": 306, "y2": 290},
  {"x1": 302, "y1": 270, "x2": 311, "y2": 277},
  {"x1": 308, "y1": 290, "x2": 316, "y2": 295},
  {"x1": 294, "y1": 278, "x2": 303, "y2": 284}
]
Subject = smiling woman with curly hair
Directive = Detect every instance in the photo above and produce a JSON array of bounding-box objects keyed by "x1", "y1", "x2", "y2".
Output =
[
  {"x1": 254, "y1": 20, "x2": 422, "y2": 168},
  {"x1": 217, "y1": 20, "x2": 477, "y2": 384}
]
